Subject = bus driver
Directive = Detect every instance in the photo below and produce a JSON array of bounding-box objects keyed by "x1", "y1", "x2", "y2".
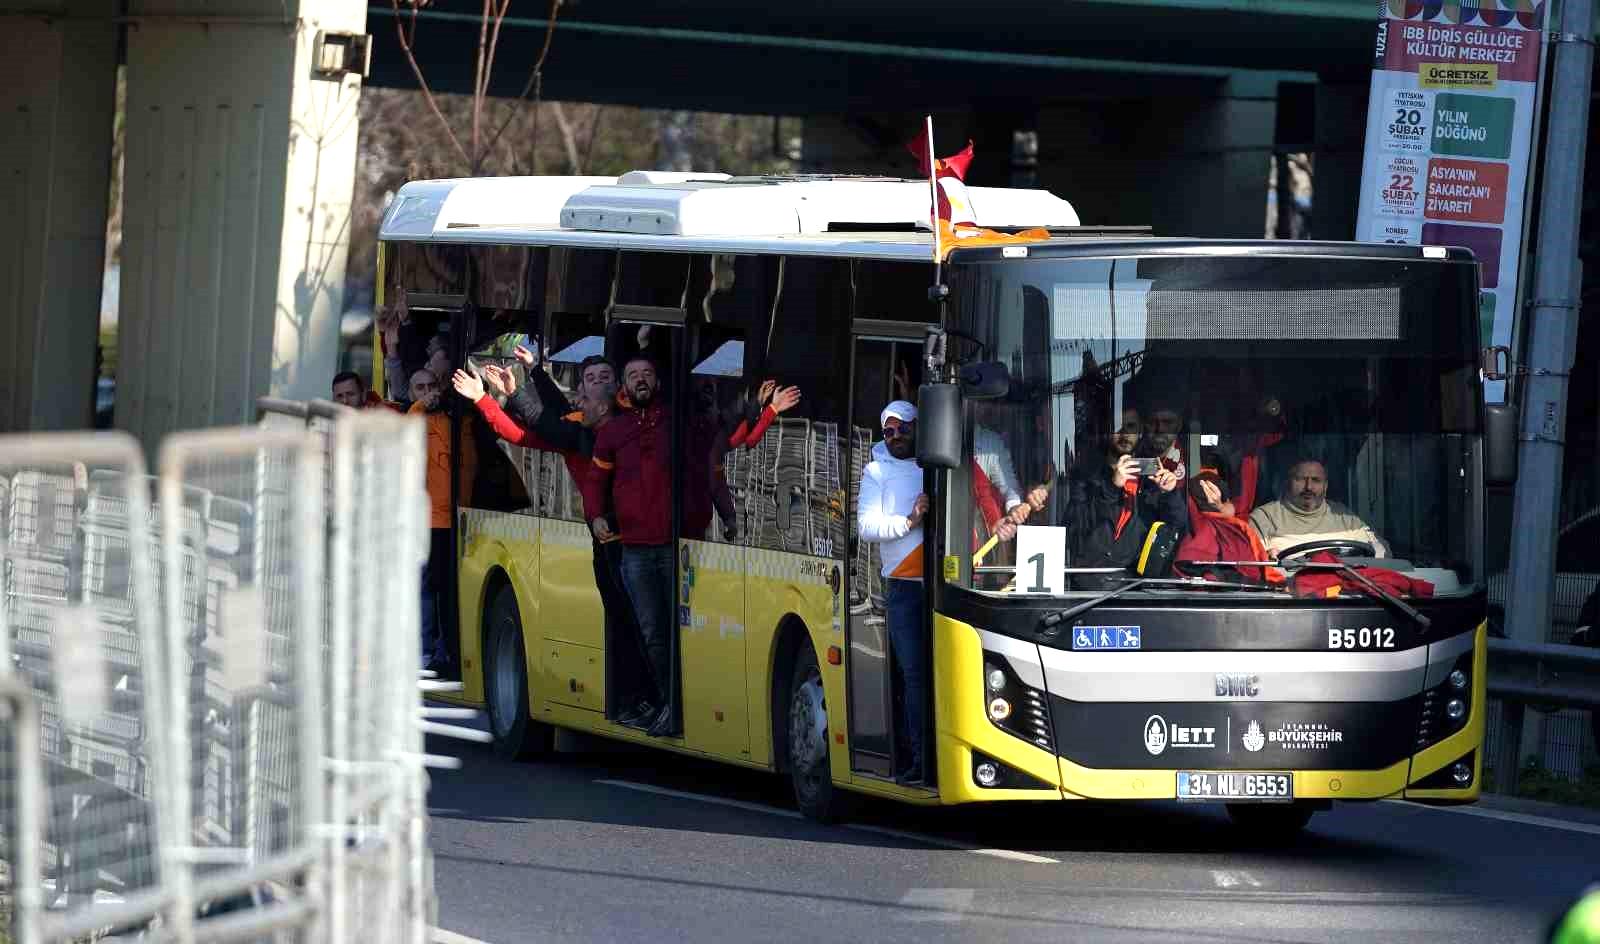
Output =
[{"x1": 1249, "y1": 458, "x2": 1388, "y2": 558}]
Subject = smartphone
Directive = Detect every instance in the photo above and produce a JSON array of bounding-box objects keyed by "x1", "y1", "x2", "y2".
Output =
[{"x1": 1131, "y1": 457, "x2": 1164, "y2": 476}]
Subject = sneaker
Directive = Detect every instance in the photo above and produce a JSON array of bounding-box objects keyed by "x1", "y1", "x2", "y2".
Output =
[
  {"x1": 645, "y1": 708, "x2": 676, "y2": 738},
  {"x1": 617, "y1": 700, "x2": 656, "y2": 727}
]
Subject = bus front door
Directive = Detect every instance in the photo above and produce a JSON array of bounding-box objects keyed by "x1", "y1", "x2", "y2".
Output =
[{"x1": 847, "y1": 325, "x2": 934, "y2": 783}]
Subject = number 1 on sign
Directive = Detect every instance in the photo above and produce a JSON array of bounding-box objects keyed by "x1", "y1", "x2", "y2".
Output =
[{"x1": 1014, "y1": 526, "x2": 1066, "y2": 595}]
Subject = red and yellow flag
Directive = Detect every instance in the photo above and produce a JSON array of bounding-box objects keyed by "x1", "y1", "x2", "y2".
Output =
[{"x1": 906, "y1": 130, "x2": 1051, "y2": 260}]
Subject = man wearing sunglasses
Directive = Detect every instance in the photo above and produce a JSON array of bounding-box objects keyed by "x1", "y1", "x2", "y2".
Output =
[{"x1": 857, "y1": 400, "x2": 931, "y2": 781}]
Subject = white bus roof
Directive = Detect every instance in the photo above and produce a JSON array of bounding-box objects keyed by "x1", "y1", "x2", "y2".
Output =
[{"x1": 378, "y1": 172, "x2": 1081, "y2": 260}]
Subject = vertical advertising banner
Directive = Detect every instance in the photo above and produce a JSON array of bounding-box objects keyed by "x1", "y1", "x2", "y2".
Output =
[{"x1": 1355, "y1": 0, "x2": 1546, "y2": 399}]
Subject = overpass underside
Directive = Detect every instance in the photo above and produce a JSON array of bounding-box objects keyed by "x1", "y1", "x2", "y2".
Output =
[{"x1": 367, "y1": 0, "x2": 1376, "y2": 239}]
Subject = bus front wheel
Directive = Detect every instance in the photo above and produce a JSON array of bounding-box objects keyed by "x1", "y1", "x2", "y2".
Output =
[
  {"x1": 1225, "y1": 801, "x2": 1317, "y2": 839},
  {"x1": 484, "y1": 583, "x2": 551, "y2": 760},
  {"x1": 787, "y1": 645, "x2": 853, "y2": 823}
]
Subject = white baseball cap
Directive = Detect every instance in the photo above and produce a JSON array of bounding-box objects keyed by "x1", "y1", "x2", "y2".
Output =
[{"x1": 879, "y1": 400, "x2": 918, "y2": 429}]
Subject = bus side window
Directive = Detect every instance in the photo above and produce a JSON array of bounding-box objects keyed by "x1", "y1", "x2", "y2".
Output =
[
  {"x1": 745, "y1": 257, "x2": 850, "y2": 560},
  {"x1": 463, "y1": 311, "x2": 539, "y2": 516}
]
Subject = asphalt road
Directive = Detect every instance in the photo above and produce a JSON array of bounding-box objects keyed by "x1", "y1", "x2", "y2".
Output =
[{"x1": 425, "y1": 726, "x2": 1600, "y2": 944}]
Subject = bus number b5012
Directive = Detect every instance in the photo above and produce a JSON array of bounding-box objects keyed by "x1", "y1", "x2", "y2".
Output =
[{"x1": 1328, "y1": 627, "x2": 1395, "y2": 650}]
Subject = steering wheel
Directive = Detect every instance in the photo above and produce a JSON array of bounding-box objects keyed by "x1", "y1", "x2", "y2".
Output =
[{"x1": 1276, "y1": 539, "x2": 1375, "y2": 562}]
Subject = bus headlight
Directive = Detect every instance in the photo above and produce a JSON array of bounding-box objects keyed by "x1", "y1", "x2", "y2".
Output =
[
  {"x1": 1416, "y1": 649, "x2": 1474, "y2": 751},
  {"x1": 974, "y1": 761, "x2": 1000, "y2": 787},
  {"x1": 981, "y1": 651, "x2": 1054, "y2": 752},
  {"x1": 1452, "y1": 762, "x2": 1472, "y2": 785}
]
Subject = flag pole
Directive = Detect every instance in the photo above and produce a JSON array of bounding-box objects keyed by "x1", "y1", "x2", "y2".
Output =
[{"x1": 925, "y1": 114, "x2": 941, "y2": 280}]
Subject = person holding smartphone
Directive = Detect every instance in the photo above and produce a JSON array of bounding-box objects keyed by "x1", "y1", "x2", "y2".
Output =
[{"x1": 1063, "y1": 405, "x2": 1187, "y2": 589}]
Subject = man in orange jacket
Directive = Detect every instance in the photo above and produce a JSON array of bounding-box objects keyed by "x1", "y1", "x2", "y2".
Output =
[{"x1": 409, "y1": 368, "x2": 477, "y2": 675}]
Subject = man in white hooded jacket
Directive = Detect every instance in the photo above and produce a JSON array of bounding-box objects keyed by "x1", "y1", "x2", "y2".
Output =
[{"x1": 857, "y1": 400, "x2": 930, "y2": 781}]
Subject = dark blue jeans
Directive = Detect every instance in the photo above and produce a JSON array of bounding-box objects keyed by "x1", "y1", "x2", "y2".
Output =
[
  {"x1": 420, "y1": 528, "x2": 453, "y2": 667},
  {"x1": 620, "y1": 544, "x2": 675, "y2": 703},
  {"x1": 885, "y1": 577, "x2": 927, "y2": 777}
]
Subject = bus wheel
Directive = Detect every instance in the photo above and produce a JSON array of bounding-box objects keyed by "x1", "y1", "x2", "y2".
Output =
[
  {"x1": 787, "y1": 646, "x2": 852, "y2": 823},
  {"x1": 1225, "y1": 802, "x2": 1317, "y2": 838},
  {"x1": 484, "y1": 583, "x2": 551, "y2": 760}
]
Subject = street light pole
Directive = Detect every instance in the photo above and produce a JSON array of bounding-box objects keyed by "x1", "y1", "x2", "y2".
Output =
[{"x1": 1500, "y1": 0, "x2": 1595, "y2": 793}]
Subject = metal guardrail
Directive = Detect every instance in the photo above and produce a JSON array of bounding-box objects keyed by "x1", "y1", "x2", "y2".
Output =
[
  {"x1": 1487, "y1": 637, "x2": 1600, "y2": 793},
  {"x1": 1488, "y1": 638, "x2": 1600, "y2": 710}
]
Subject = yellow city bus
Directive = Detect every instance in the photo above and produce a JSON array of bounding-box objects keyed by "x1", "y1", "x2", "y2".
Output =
[{"x1": 377, "y1": 172, "x2": 1489, "y2": 834}]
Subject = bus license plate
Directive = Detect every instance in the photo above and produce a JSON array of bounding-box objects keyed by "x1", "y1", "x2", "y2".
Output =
[{"x1": 1176, "y1": 771, "x2": 1293, "y2": 802}]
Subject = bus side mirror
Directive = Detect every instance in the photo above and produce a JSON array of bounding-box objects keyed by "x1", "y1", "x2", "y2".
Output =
[
  {"x1": 1486, "y1": 402, "x2": 1518, "y2": 485},
  {"x1": 917, "y1": 383, "x2": 962, "y2": 470}
]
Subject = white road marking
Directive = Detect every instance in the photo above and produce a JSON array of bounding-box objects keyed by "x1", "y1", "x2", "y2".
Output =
[
  {"x1": 847, "y1": 823, "x2": 1061, "y2": 864},
  {"x1": 897, "y1": 888, "x2": 975, "y2": 922},
  {"x1": 433, "y1": 929, "x2": 495, "y2": 944},
  {"x1": 1384, "y1": 799, "x2": 1600, "y2": 837},
  {"x1": 1210, "y1": 869, "x2": 1264, "y2": 889},
  {"x1": 596, "y1": 780, "x2": 1060, "y2": 863}
]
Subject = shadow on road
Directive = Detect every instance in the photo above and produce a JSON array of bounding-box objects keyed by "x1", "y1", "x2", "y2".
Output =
[{"x1": 425, "y1": 729, "x2": 1576, "y2": 911}]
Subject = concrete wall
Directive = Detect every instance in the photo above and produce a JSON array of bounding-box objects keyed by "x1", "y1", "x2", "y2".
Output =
[
  {"x1": 0, "y1": 1, "x2": 118, "y2": 433},
  {"x1": 118, "y1": 0, "x2": 362, "y2": 453}
]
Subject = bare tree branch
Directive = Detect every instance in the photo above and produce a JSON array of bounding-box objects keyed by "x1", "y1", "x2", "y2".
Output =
[
  {"x1": 477, "y1": 0, "x2": 513, "y2": 173},
  {"x1": 482, "y1": 0, "x2": 564, "y2": 163},
  {"x1": 390, "y1": 0, "x2": 470, "y2": 169},
  {"x1": 582, "y1": 105, "x2": 605, "y2": 172},
  {"x1": 551, "y1": 102, "x2": 582, "y2": 173},
  {"x1": 471, "y1": 0, "x2": 490, "y2": 170}
]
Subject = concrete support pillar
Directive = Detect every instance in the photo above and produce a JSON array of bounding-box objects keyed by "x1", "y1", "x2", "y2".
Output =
[
  {"x1": 1142, "y1": 75, "x2": 1278, "y2": 238},
  {"x1": 1035, "y1": 104, "x2": 1146, "y2": 228},
  {"x1": 1312, "y1": 74, "x2": 1370, "y2": 241},
  {"x1": 0, "y1": 2, "x2": 118, "y2": 433},
  {"x1": 119, "y1": 0, "x2": 363, "y2": 454},
  {"x1": 1035, "y1": 77, "x2": 1275, "y2": 236}
]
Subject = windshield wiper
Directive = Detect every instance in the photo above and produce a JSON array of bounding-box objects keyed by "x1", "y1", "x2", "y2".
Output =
[
  {"x1": 1039, "y1": 578, "x2": 1153, "y2": 633},
  {"x1": 1126, "y1": 577, "x2": 1286, "y2": 593},
  {"x1": 1289, "y1": 561, "x2": 1432, "y2": 629},
  {"x1": 1037, "y1": 574, "x2": 1289, "y2": 638}
]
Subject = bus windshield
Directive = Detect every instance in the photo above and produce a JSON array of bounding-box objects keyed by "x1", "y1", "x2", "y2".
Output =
[{"x1": 947, "y1": 252, "x2": 1482, "y2": 599}]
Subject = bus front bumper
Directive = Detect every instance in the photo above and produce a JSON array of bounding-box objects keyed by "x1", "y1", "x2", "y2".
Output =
[{"x1": 933, "y1": 615, "x2": 1486, "y2": 806}]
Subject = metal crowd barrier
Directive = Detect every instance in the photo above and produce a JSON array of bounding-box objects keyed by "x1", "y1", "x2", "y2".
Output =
[{"x1": 0, "y1": 405, "x2": 476, "y2": 943}]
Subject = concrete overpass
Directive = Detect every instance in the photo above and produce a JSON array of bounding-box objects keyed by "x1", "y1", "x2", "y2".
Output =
[{"x1": 366, "y1": 0, "x2": 1374, "y2": 240}]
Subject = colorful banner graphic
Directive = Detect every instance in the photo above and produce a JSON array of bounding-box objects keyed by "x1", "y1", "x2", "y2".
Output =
[{"x1": 1356, "y1": 0, "x2": 1547, "y2": 398}]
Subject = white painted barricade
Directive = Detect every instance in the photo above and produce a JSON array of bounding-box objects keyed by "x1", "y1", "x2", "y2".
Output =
[
  {"x1": 323, "y1": 408, "x2": 435, "y2": 944},
  {"x1": 157, "y1": 426, "x2": 329, "y2": 941},
  {"x1": 0, "y1": 409, "x2": 454, "y2": 943},
  {"x1": 0, "y1": 433, "x2": 175, "y2": 943}
]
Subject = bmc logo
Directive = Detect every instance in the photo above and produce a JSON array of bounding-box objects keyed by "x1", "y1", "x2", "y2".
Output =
[{"x1": 1214, "y1": 673, "x2": 1261, "y2": 698}]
